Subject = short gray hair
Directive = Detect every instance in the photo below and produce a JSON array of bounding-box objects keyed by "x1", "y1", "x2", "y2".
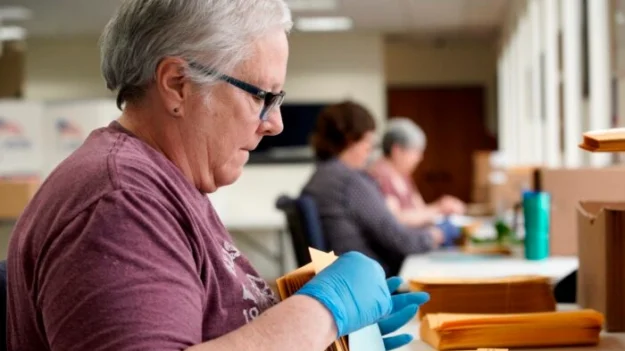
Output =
[
  {"x1": 382, "y1": 117, "x2": 427, "y2": 156},
  {"x1": 100, "y1": 0, "x2": 293, "y2": 109}
]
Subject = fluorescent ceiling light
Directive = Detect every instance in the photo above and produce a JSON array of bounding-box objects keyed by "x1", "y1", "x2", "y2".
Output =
[
  {"x1": 0, "y1": 6, "x2": 32, "y2": 21},
  {"x1": 295, "y1": 16, "x2": 353, "y2": 32},
  {"x1": 287, "y1": 0, "x2": 338, "y2": 11},
  {"x1": 0, "y1": 26, "x2": 26, "y2": 41}
]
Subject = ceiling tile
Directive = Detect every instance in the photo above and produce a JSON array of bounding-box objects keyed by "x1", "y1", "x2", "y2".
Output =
[
  {"x1": 8, "y1": 0, "x2": 507, "y2": 39},
  {"x1": 338, "y1": 0, "x2": 410, "y2": 31}
]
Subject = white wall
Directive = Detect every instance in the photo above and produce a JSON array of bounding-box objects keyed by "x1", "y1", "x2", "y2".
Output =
[
  {"x1": 25, "y1": 34, "x2": 386, "y2": 121},
  {"x1": 385, "y1": 38, "x2": 499, "y2": 134},
  {"x1": 286, "y1": 33, "x2": 386, "y2": 125},
  {"x1": 25, "y1": 37, "x2": 114, "y2": 100}
]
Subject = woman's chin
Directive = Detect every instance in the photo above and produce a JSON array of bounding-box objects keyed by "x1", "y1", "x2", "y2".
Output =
[{"x1": 214, "y1": 159, "x2": 247, "y2": 188}]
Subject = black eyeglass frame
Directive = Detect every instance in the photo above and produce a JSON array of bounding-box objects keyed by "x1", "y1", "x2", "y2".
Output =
[{"x1": 188, "y1": 61, "x2": 285, "y2": 121}]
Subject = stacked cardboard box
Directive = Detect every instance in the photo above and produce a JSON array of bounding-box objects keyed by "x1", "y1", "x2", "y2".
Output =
[
  {"x1": 0, "y1": 179, "x2": 39, "y2": 220},
  {"x1": 578, "y1": 202, "x2": 625, "y2": 332}
]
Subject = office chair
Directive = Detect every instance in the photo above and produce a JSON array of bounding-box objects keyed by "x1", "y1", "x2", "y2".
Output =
[
  {"x1": 0, "y1": 260, "x2": 6, "y2": 351},
  {"x1": 275, "y1": 194, "x2": 326, "y2": 267}
]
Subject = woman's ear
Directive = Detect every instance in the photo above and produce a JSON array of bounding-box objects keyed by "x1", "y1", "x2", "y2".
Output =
[{"x1": 155, "y1": 57, "x2": 189, "y2": 117}]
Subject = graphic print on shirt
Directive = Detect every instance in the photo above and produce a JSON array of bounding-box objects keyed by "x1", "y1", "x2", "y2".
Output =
[
  {"x1": 221, "y1": 240, "x2": 277, "y2": 324},
  {"x1": 241, "y1": 274, "x2": 278, "y2": 323},
  {"x1": 245, "y1": 274, "x2": 278, "y2": 309},
  {"x1": 221, "y1": 241, "x2": 241, "y2": 275}
]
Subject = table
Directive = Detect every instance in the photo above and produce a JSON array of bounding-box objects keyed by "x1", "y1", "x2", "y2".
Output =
[
  {"x1": 399, "y1": 250, "x2": 578, "y2": 285},
  {"x1": 395, "y1": 305, "x2": 625, "y2": 351},
  {"x1": 224, "y1": 216, "x2": 288, "y2": 276}
]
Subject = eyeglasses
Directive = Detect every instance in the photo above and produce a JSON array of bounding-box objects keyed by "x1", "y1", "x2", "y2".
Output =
[{"x1": 188, "y1": 61, "x2": 286, "y2": 121}]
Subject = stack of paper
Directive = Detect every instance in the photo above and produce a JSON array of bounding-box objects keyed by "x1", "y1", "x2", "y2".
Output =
[
  {"x1": 409, "y1": 276, "x2": 556, "y2": 319},
  {"x1": 420, "y1": 310, "x2": 604, "y2": 350},
  {"x1": 277, "y1": 249, "x2": 387, "y2": 351},
  {"x1": 579, "y1": 128, "x2": 625, "y2": 152}
]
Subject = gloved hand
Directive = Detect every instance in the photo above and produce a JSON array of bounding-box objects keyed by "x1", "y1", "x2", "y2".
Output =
[
  {"x1": 295, "y1": 251, "x2": 392, "y2": 337},
  {"x1": 437, "y1": 219, "x2": 461, "y2": 247},
  {"x1": 295, "y1": 252, "x2": 430, "y2": 349},
  {"x1": 379, "y1": 277, "x2": 430, "y2": 350}
]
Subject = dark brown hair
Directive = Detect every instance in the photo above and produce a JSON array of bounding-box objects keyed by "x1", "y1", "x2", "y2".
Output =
[{"x1": 310, "y1": 101, "x2": 377, "y2": 161}]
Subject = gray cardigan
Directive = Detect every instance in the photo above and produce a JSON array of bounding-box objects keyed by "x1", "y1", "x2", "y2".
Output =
[{"x1": 302, "y1": 159, "x2": 434, "y2": 276}]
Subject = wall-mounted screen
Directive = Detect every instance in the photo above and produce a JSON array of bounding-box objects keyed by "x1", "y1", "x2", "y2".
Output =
[{"x1": 250, "y1": 103, "x2": 327, "y2": 164}]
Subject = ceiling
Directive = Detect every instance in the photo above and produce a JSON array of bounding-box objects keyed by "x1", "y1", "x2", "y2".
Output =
[{"x1": 2, "y1": 0, "x2": 508, "y2": 40}]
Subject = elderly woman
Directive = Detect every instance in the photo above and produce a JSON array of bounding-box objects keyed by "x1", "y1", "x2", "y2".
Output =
[
  {"x1": 368, "y1": 118, "x2": 466, "y2": 244},
  {"x1": 6, "y1": 2, "x2": 429, "y2": 351},
  {"x1": 303, "y1": 101, "x2": 441, "y2": 277}
]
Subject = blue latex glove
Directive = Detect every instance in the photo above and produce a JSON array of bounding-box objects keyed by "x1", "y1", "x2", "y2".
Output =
[
  {"x1": 437, "y1": 218, "x2": 461, "y2": 247},
  {"x1": 379, "y1": 277, "x2": 430, "y2": 350},
  {"x1": 295, "y1": 251, "x2": 392, "y2": 337}
]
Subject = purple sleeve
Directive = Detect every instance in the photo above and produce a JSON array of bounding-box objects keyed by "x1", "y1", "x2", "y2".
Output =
[
  {"x1": 345, "y1": 174, "x2": 435, "y2": 255},
  {"x1": 36, "y1": 190, "x2": 204, "y2": 351}
]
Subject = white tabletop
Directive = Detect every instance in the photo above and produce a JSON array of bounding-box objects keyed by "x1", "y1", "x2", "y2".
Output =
[{"x1": 399, "y1": 250, "x2": 578, "y2": 285}]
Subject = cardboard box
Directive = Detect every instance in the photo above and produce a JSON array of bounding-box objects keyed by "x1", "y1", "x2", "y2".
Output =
[
  {"x1": 472, "y1": 151, "x2": 493, "y2": 203},
  {"x1": 540, "y1": 167, "x2": 625, "y2": 256},
  {"x1": 0, "y1": 41, "x2": 25, "y2": 98},
  {"x1": 0, "y1": 179, "x2": 39, "y2": 220},
  {"x1": 43, "y1": 100, "x2": 119, "y2": 177},
  {"x1": 489, "y1": 166, "x2": 538, "y2": 213},
  {"x1": 471, "y1": 149, "x2": 538, "y2": 213},
  {"x1": 0, "y1": 100, "x2": 45, "y2": 177},
  {"x1": 577, "y1": 202, "x2": 625, "y2": 332}
]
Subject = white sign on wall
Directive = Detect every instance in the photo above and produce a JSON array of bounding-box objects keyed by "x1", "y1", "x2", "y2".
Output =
[
  {"x1": 43, "y1": 100, "x2": 119, "y2": 177},
  {"x1": 0, "y1": 100, "x2": 45, "y2": 177}
]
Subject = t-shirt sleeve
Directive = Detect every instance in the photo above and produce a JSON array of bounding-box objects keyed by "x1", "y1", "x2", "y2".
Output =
[
  {"x1": 367, "y1": 164, "x2": 394, "y2": 198},
  {"x1": 344, "y1": 173, "x2": 435, "y2": 256},
  {"x1": 36, "y1": 190, "x2": 205, "y2": 351}
]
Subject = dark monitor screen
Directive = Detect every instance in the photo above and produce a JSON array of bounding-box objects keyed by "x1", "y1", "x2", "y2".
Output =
[
  {"x1": 250, "y1": 103, "x2": 326, "y2": 163},
  {"x1": 254, "y1": 103, "x2": 326, "y2": 152}
]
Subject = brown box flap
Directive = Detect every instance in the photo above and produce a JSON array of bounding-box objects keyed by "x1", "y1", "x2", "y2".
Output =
[
  {"x1": 0, "y1": 180, "x2": 39, "y2": 220},
  {"x1": 577, "y1": 201, "x2": 625, "y2": 332}
]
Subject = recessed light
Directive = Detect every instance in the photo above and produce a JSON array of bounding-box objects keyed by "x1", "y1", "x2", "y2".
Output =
[
  {"x1": 0, "y1": 26, "x2": 26, "y2": 41},
  {"x1": 295, "y1": 16, "x2": 353, "y2": 32},
  {"x1": 0, "y1": 6, "x2": 32, "y2": 21},
  {"x1": 287, "y1": 0, "x2": 338, "y2": 11}
]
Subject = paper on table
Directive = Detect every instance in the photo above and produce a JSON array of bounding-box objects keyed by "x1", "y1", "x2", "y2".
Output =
[{"x1": 348, "y1": 324, "x2": 386, "y2": 351}]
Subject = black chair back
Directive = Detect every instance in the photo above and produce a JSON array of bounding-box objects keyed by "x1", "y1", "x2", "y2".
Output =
[
  {"x1": 276, "y1": 195, "x2": 326, "y2": 267},
  {"x1": 0, "y1": 260, "x2": 7, "y2": 351}
]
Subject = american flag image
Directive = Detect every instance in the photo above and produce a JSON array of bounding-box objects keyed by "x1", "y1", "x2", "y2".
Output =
[
  {"x1": 56, "y1": 119, "x2": 82, "y2": 137},
  {"x1": 0, "y1": 118, "x2": 23, "y2": 136}
]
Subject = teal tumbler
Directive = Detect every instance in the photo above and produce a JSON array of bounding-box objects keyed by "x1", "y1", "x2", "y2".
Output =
[{"x1": 523, "y1": 191, "x2": 551, "y2": 260}]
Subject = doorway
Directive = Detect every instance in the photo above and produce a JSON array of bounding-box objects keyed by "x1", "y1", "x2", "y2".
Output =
[{"x1": 387, "y1": 86, "x2": 497, "y2": 203}]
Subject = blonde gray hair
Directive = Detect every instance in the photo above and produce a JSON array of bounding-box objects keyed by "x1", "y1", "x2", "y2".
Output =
[
  {"x1": 100, "y1": 0, "x2": 293, "y2": 108},
  {"x1": 382, "y1": 117, "x2": 427, "y2": 156}
]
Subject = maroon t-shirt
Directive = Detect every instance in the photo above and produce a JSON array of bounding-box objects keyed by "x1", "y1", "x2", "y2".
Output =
[{"x1": 7, "y1": 122, "x2": 277, "y2": 350}]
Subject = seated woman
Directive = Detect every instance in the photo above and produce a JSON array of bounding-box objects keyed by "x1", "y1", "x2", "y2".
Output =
[
  {"x1": 368, "y1": 117, "x2": 466, "y2": 245},
  {"x1": 302, "y1": 101, "x2": 441, "y2": 276}
]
